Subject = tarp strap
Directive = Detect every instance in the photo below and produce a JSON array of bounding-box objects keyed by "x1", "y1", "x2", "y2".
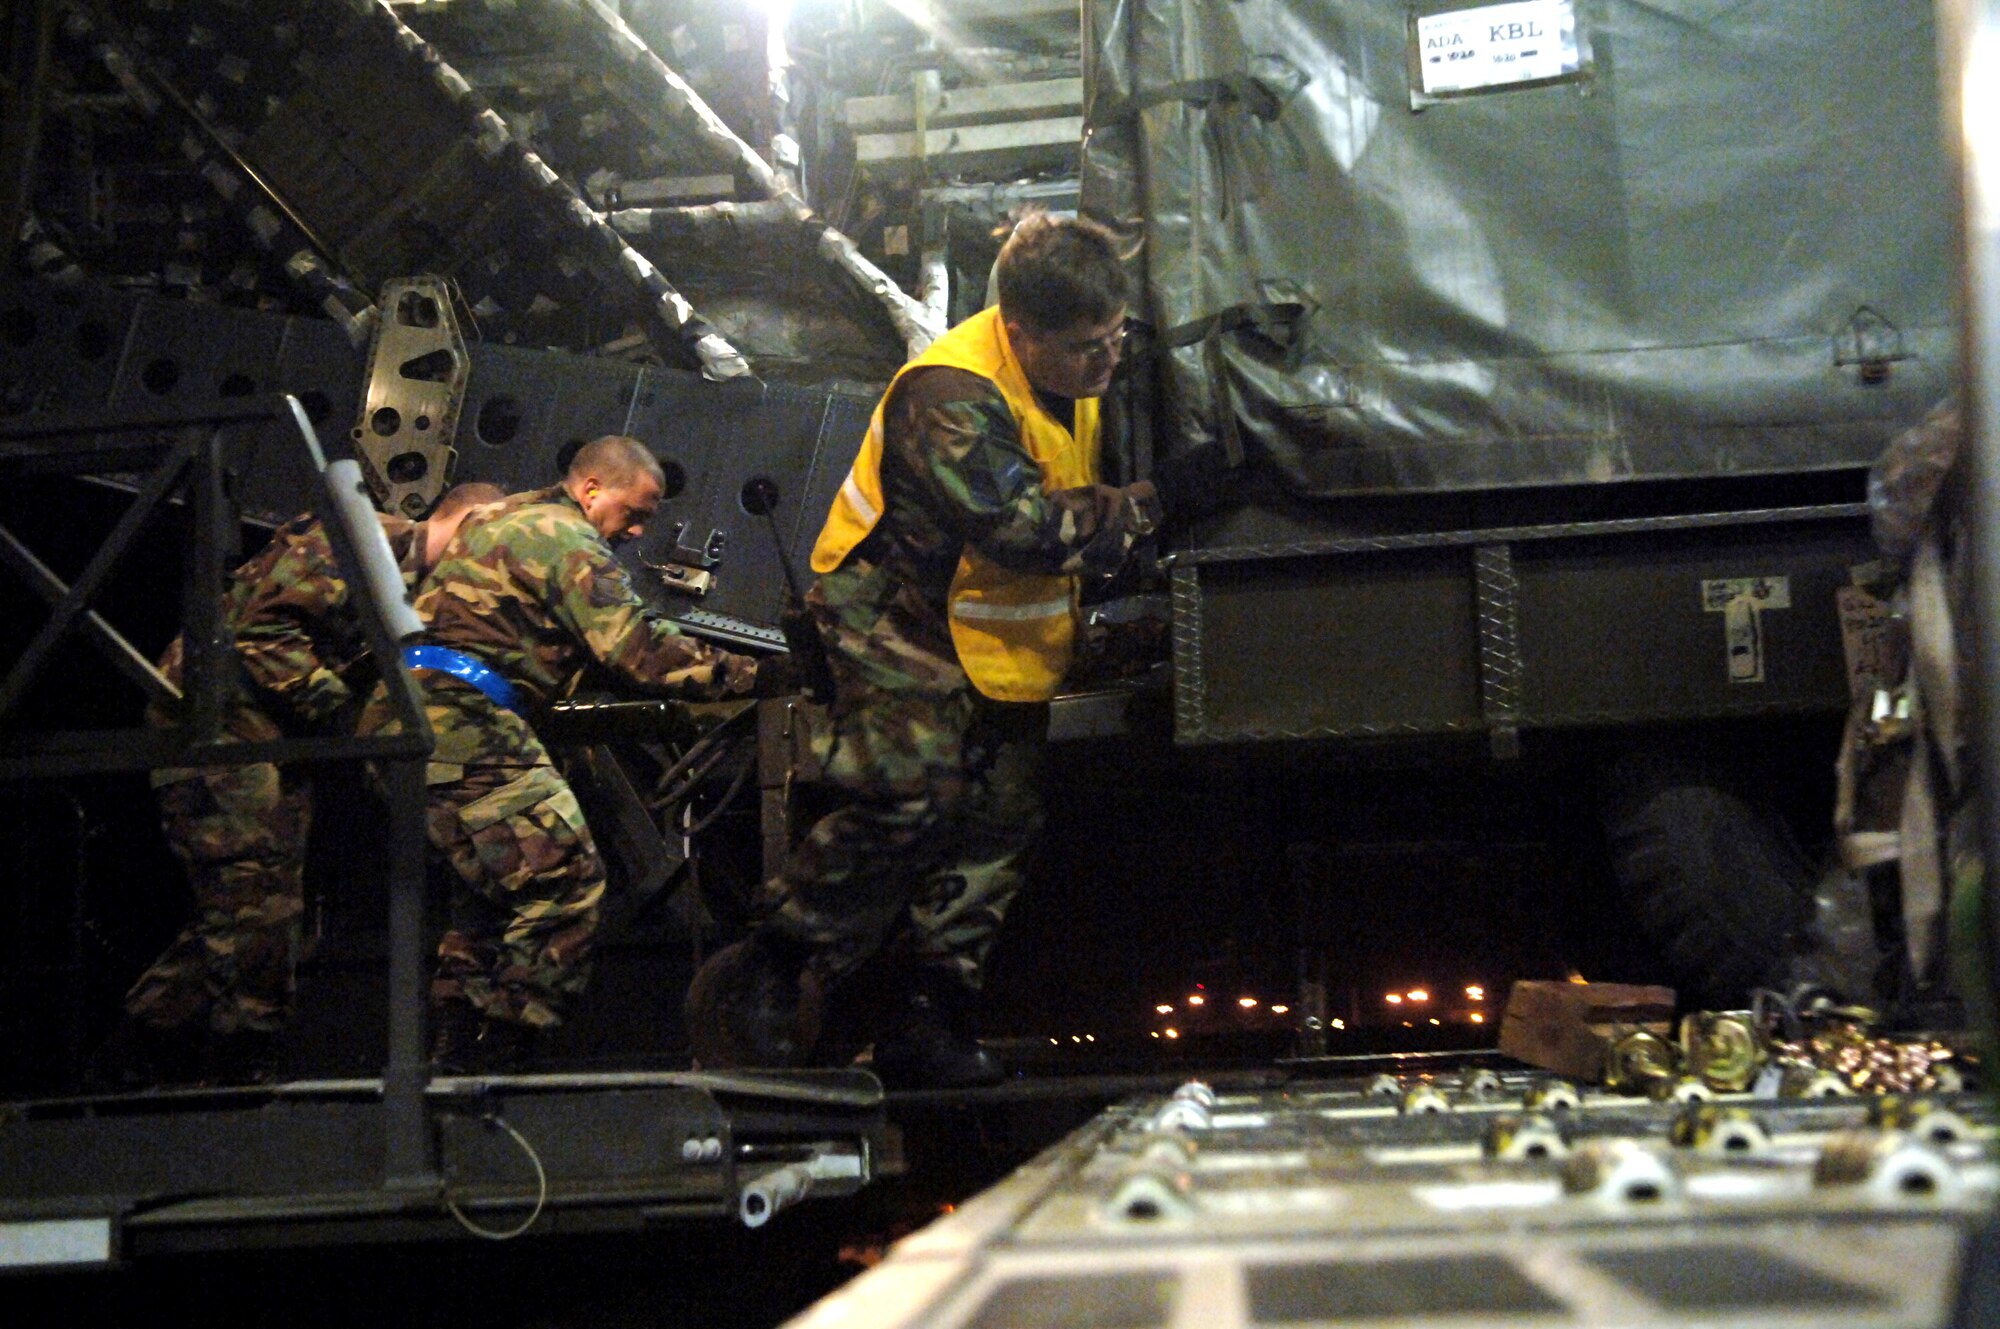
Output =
[
  {"x1": 1089, "y1": 74, "x2": 1287, "y2": 128},
  {"x1": 1156, "y1": 301, "x2": 1307, "y2": 352},
  {"x1": 1091, "y1": 75, "x2": 1284, "y2": 222},
  {"x1": 1153, "y1": 302, "x2": 1311, "y2": 467}
]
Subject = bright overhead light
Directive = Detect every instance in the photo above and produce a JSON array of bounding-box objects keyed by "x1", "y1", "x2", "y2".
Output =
[
  {"x1": 1269, "y1": 1004, "x2": 1290, "y2": 1015},
  {"x1": 1429, "y1": 1018, "x2": 1440, "y2": 1026},
  {"x1": 1164, "y1": 1028, "x2": 1180, "y2": 1039},
  {"x1": 1237, "y1": 996, "x2": 1258, "y2": 1009},
  {"x1": 1408, "y1": 989, "x2": 1430, "y2": 1003},
  {"x1": 1469, "y1": 1012, "x2": 1485, "y2": 1024},
  {"x1": 1186, "y1": 994, "x2": 1205, "y2": 1006},
  {"x1": 1155, "y1": 1004, "x2": 1174, "y2": 1014},
  {"x1": 1385, "y1": 993, "x2": 1403, "y2": 1005},
  {"x1": 1330, "y1": 1018, "x2": 1345, "y2": 1030},
  {"x1": 1465, "y1": 985, "x2": 1485, "y2": 1001}
]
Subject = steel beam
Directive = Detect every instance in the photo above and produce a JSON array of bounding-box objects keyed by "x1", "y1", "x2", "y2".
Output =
[
  {"x1": 0, "y1": 523, "x2": 179, "y2": 709},
  {"x1": 0, "y1": 430, "x2": 197, "y2": 725}
]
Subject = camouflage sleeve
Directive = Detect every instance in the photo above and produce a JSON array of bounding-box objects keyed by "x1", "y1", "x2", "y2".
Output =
[
  {"x1": 227, "y1": 519, "x2": 354, "y2": 724},
  {"x1": 889, "y1": 368, "x2": 1161, "y2": 579},
  {"x1": 382, "y1": 514, "x2": 422, "y2": 585},
  {"x1": 549, "y1": 535, "x2": 757, "y2": 699}
]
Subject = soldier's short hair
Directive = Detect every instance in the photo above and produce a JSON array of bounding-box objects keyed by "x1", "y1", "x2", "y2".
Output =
[
  {"x1": 568, "y1": 435, "x2": 665, "y2": 491},
  {"x1": 994, "y1": 213, "x2": 1129, "y2": 336},
  {"x1": 432, "y1": 481, "x2": 504, "y2": 522}
]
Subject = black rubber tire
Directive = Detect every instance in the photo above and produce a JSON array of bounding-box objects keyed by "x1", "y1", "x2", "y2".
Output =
[{"x1": 1598, "y1": 752, "x2": 1817, "y2": 1009}]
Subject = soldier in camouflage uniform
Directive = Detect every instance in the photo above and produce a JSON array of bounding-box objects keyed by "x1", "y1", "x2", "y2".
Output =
[
  {"x1": 689, "y1": 214, "x2": 1233, "y2": 1087},
  {"x1": 367, "y1": 435, "x2": 764, "y2": 1072},
  {"x1": 92, "y1": 482, "x2": 503, "y2": 1088}
]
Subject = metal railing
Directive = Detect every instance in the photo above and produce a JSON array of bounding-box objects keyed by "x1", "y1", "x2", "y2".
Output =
[{"x1": 0, "y1": 394, "x2": 439, "y2": 1190}]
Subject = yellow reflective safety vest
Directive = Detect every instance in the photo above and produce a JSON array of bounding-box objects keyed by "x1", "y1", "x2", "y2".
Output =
[{"x1": 809, "y1": 306, "x2": 1100, "y2": 702}]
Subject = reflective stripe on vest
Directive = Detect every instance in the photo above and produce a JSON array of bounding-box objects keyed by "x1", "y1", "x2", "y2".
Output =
[
  {"x1": 838, "y1": 469, "x2": 881, "y2": 526},
  {"x1": 951, "y1": 595, "x2": 1076, "y2": 622},
  {"x1": 809, "y1": 306, "x2": 1099, "y2": 701}
]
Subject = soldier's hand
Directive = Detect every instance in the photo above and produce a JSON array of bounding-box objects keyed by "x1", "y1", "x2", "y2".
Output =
[{"x1": 296, "y1": 667, "x2": 357, "y2": 730}]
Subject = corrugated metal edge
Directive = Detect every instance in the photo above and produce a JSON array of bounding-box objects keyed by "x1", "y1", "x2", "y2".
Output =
[
  {"x1": 67, "y1": 8, "x2": 379, "y2": 345},
  {"x1": 350, "y1": 0, "x2": 752, "y2": 380},
  {"x1": 551, "y1": 0, "x2": 941, "y2": 357}
]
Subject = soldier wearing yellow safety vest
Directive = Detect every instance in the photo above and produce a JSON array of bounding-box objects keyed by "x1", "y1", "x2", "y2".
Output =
[{"x1": 688, "y1": 214, "x2": 1241, "y2": 1087}]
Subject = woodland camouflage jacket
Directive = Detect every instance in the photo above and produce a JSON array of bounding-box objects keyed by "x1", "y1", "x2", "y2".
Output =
[
  {"x1": 412, "y1": 485, "x2": 756, "y2": 710},
  {"x1": 162, "y1": 512, "x2": 420, "y2": 728}
]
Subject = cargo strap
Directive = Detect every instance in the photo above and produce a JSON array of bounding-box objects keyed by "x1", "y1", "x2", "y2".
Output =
[
  {"x1": 402, "y1": 644, "x2": 522, "y2": 714},
  {"x1": 1091, "y1": 72, "x2": 1297, "y2": 224},
  {"x1": 1833, "y1": 531, "x2": 1958, "y2": 983},
  {"x1": 1898, "y1": 535, "x2": 1955, "y2": 981},
  {"x1": 1154, "y1": 301, "x2": 1310, "y2": 466},
  {"x1": 1088, "y1": 73, "x2": 1289, "y2": 127},
  {"x1": 1156, "y1": 300, "x2": 1310, "y2": 353}
]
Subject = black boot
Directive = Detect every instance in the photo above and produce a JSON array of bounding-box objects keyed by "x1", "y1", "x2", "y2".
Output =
[
  {"x1": 432, "y1": 1002, "x2": 538, "y2": 1076},
  {"x1": 82, "y1": 1018, "x2": 204, "y2": 1093},
  {"x1": 685, "y1": 933, "x2": 823, "y2": 1070},
  {"x1": 870, "y1": 976, "x2": 1005, "y2": 1090}
]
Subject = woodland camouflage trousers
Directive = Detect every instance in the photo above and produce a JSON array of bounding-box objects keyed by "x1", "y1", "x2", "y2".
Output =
[
  {"x1": 395, "y1": 681, "x2": 606, "y2": 1028},
  {"x1": 127, "y1": 701, "x2": 309, "y2": 1036},
  {"x1": 759, "y1": 669, "x2": 1048, "y2": 994}
]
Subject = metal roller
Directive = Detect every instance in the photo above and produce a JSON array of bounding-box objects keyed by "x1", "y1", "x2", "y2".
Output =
[
  {"x1": 1561, "y1": 1140, "x2": 1682, "y2": 1207},
  {"x1": 1670, "y1": 1105, "x2": 1771, "y2": 1158},
  {"x1": 1813, "y1": 1130, "x2": 1963, "y2": 1204},
  {"x1": 1485, "y1": 1113, "x2": 1569, "y2": 1162}
]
